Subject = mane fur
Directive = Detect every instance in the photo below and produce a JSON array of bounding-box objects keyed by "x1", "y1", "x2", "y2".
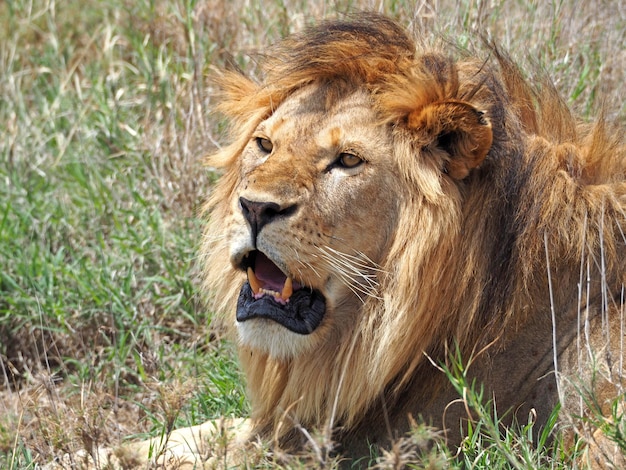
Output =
[{"x1": 202, "y1": 13, "x2": 626, "y2": 447}]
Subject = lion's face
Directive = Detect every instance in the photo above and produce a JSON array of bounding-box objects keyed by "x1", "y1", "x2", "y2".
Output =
[
  {"x1": 210, "y1": 20, "x2": 494, "y2": 365},
  {"x1": 227, "y1": 85, "x2": 398, "y2": 358}
]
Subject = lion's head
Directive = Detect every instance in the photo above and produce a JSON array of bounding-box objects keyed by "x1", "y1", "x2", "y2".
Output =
[{"x1": 202, "y1": 13, "x2": 626, "y2": 457}]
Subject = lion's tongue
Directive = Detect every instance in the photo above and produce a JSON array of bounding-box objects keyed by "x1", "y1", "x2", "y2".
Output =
[
  {"x1": 255, "y1": 252, "x2": 286, "y2": 291},
  {"x1": 247, "y1": 252, "x2": 301, "y2": 303}
]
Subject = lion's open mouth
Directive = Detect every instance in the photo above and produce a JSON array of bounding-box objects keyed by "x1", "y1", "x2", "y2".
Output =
[{"x1": 236, "y1": 251, "x2": 326, "y2": 335}]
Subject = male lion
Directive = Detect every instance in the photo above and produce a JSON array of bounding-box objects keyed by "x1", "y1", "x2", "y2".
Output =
[{"x1": 61, "y1": 12, "x2": 625, "y2": 470}]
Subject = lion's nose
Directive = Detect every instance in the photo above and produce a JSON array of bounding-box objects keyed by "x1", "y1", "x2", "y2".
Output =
[{"x1": 239, "y1": 197, "x2": 297, "y2": 243}]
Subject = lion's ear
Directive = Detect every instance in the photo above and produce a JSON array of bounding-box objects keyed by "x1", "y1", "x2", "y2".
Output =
[
  {"x1": 213, "y1": 70, "x2": 268, "y2": 122},
  {"x1": 408, "y1": 101, "x2": 493, "y2": 179}
]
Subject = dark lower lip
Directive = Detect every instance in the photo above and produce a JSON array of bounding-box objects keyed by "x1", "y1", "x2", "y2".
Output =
[{"x1": 236, "y1": 282, "x2": 326, "y2": 335}]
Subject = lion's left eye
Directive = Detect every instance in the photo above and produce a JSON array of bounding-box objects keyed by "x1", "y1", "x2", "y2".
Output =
[
  {"x1": 256, "y1": 137, "x2": 273, "y2": 153},
  {"x1": 336, "y1": 152, "x2": 363, "y2": 169}
]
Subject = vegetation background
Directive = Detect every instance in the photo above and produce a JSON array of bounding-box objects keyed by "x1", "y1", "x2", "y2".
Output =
[{"x1": 0, "y1": 0, "x2": 624, "y2": 468}]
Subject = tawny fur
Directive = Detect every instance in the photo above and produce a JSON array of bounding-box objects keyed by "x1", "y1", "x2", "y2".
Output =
[{"x1": 199, "y1": 12, "x2": 625, "y2": 466}]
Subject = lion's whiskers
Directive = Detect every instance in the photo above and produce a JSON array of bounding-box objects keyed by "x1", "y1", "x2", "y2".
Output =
[
  {"x1": 322, "y1": 246, "x2": 386, "y2": 274},
  {"x1": 317, "y1": 246, "x2": 384, "y2": 302},
  {"x1": 202, "y1": 231, "x2": 228, "y2": 245},
  {"x1": 291, "y1": 246, "x2": 323, "y2": 282}
]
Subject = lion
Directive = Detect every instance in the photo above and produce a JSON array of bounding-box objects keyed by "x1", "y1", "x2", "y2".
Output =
[{"x1": 54, "y1": 12, "x2": 626, "y2": 470}]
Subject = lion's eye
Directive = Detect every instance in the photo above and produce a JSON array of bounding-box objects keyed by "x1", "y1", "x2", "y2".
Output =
[
  {"x1": 337, "y1": 152, "x2": 363, "y2": 169},
  {"x1": 256, "y1": 137, "x2": 273, "y2": 153}
]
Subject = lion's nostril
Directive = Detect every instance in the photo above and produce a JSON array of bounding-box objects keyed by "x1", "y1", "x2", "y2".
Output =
[{"x1": 239, "y1": 197, "x2": 297, "y2": 243}]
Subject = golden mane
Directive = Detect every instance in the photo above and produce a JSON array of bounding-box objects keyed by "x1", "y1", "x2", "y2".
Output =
[{"x1": 201, "y1": 12, "x2": 626, "y2": 455}]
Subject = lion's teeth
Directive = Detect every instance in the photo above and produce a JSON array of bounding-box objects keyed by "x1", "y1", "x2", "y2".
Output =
[
  {"x1": 247, "y1": 267, "x2": 261, "y2": 295},
  {"x1": 281, "y1": 277, "x2": 293, "y2": 301},
  {"x1": 248, "y1": 269, "x2": 292, "y2": 303}
]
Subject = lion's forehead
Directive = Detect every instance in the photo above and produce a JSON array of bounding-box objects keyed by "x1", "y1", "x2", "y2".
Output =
[{"x1": 261, "y1": 87, "x2": 385, "y2": 161}]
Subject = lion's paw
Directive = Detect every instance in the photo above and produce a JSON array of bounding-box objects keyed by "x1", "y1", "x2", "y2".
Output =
[{"x1": 43, "y1": 418, "x2": 250, "y2": 470}]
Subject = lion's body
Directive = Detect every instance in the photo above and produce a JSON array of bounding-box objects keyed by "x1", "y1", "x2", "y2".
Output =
[
  {"x1": 61, "y1": 13, "x2": 625, "y2": 470},
  {"x1": 198, "y1": 14, "x2": 626, "y2": 465}
]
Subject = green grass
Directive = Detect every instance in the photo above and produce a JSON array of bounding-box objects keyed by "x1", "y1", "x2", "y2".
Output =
[
  {"x1": 0, "y1": 0, "x2": 624, "y2": 468},
  {"x1": 0, "y1": 0, "x2": 236, "y2": 464}
]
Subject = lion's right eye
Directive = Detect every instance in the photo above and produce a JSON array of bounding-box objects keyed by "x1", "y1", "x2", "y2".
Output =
[
  {"x1": 337, "y1": 152, "x2": 363, "y2": 169},
  {"x1": 256, "y1": 137, "x2": 273, "y2": 153}
]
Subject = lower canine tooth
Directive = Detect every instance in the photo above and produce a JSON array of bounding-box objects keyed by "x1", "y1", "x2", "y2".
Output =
[
  {"x1": 281, "y1": 277, "x2": 293, "y2": 301},
  {"x1": 247, "y1": 267, "x2": 261, "y2": 295}
]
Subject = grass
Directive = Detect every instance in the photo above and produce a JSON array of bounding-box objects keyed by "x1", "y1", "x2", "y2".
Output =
[{"x1": 0, "y1": 0, "x2": 624, "y2": 468}]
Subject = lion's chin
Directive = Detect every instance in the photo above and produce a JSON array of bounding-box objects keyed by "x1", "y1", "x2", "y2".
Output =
[
  {"x1": 236, "y1": 282, "x2": 326, "y2": 334},
  {"x1": 237, "y1": 319, "x2": 323, "y2": 359}
]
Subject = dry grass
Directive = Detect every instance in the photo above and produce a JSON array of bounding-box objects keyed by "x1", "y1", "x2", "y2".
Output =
[{"x1": 0, "y1": 0, "x2": 624, "y2": 468}]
